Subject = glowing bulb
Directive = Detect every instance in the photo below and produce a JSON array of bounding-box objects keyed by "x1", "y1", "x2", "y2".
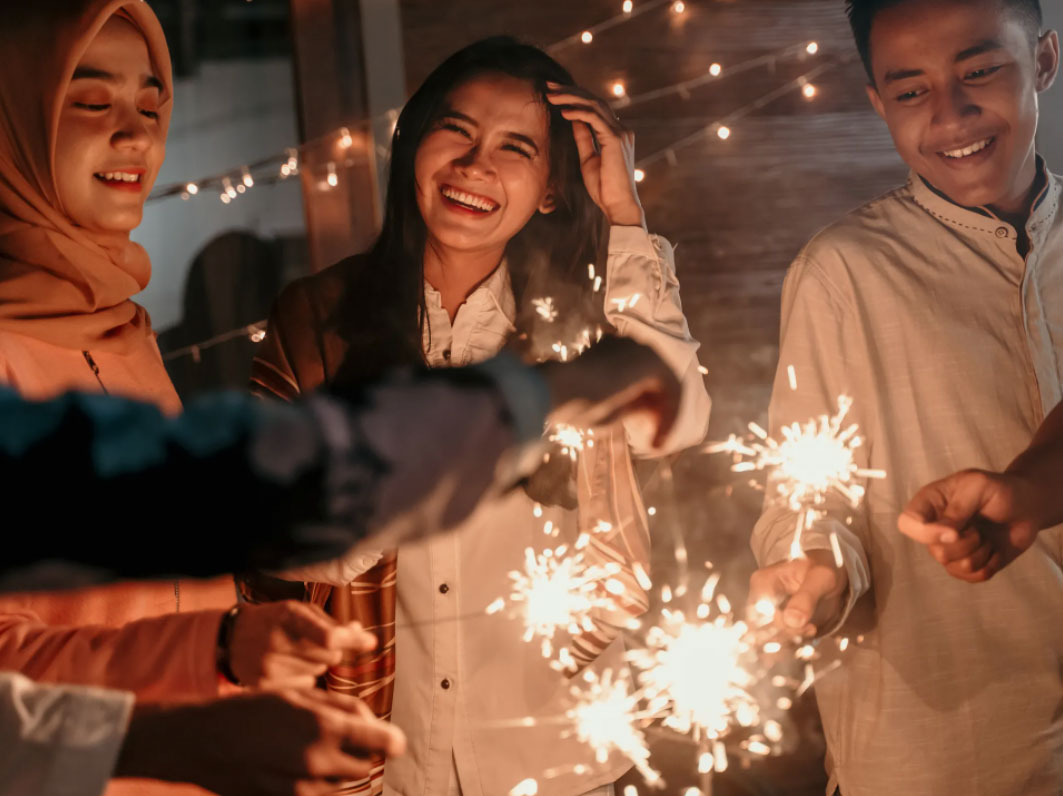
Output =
[
  {"x1": 611, "y1": 81, "x2": 626, "y2": 97},
  {"x1": 622, "y1": 0, "x2": 633, "y2": 11},
  {"x1": 717, "y1": 125, "x2": 731, "y2": 140},
  {"x1": 327, "y1": 169, "x2": 338, "y2": 188},
  {"x1": 280, "y1": 163, "x2": 291, "y2": 177},
  {"x1": 220, "y1": 193, "x2": 232, "y2": 204},
  {"x1": 671, "y1": 0, "x2": 685, "y2": 13},
  {"x1": 339, "y1": 126, "x2": 353, "y2": 148},
  {"x1": 633, "y1": 168, "x2": 645, "y2": 183},
  {"x1": 806, "y1": 41, "x2": 819, "y2": 55},
  {"x1": 241, "y1": 168, "x2": 254, "y2": 188},
  {"x1": 581, "y1": 30, "x2": 593, "y2": 44},
  {"x1": 709, "y1": 62, "x2": 722, "y2": 77},
  {"x1": 250, "y1": 328, "x2": 266, "y2": 343},
  {"x1": 803, "y1": 83, "x2": 818, "y2": 99},
  {"x1": 185, "y1": 182, "x2": 199, "y2": 195}
]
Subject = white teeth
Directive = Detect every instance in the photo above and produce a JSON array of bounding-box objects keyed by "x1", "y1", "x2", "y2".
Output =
[
  {"x1": 942, "y1": 138, "x2": 991, "y2": 159},
  {"x1": 97, "y1": 172, "x2": 141, "y2": 183},
  {"x1": 441, "y1": 186, "x2": 497, "y2": 212}
]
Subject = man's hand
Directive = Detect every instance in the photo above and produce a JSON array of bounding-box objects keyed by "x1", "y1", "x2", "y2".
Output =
[
  {"x1": 115, "y1": 689, "x2": 405, "y2": 796},
  {"x1": 228, "y1": 601, "x2": 377, "y2": 689},
  {"x1": 538, "y1": 336, "x2": 681, "y2": 449},
  {"x1": 898, "y1": 469, "x2": 1045, "y2": 582},
  {"x1": 748, "y1": 550, "x2": 848, "y2": 638}
]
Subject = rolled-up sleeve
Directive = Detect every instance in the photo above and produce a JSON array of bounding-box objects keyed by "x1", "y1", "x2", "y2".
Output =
[{"x1": 604, "y1": 226, "x2": 711, "y2": 456}]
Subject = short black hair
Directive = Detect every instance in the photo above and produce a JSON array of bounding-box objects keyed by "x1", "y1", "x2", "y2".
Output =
[{"x1": 846, "y1": 0, "x2": 1044, "y2": 81}]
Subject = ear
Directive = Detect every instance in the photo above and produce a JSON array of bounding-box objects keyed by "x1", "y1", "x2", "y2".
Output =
[
  {"x1": 1035, "y1": 30, "x2": 1060, "y2": 93},
  {"x1": 538, "y1": 187, "x2": 557, "y2": 215},
  {"x1": 866, "y1": 81, "x2": 887, "y2": 121}
]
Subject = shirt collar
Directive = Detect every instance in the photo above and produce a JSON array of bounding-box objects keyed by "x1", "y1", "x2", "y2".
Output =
[
  {"x1": 908, "y1": 156, "x2": 1060, "y2": 243},
  {"x1": 422, "y1": 260, "x2": 516, "y2": 327}
]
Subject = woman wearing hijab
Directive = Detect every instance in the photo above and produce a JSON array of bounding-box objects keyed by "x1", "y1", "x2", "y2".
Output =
[{"x1": 0, "y1": 6, "x2": 383, "y2": 794}]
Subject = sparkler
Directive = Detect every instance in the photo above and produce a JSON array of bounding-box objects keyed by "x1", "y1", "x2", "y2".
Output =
[
  {"x1": 505, "y1": 544, "x2": 623, "y2": 660},
  {"x1": 548, "y1": 423, "x2": 594, "y2": 461},
  {"x1": 705, "y1": 386, "x2": 885, "y2": 559}
]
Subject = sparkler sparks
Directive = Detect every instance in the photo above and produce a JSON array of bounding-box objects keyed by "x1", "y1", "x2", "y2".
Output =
[
  {"x1": 506, "y1": 545, "x2": 622, "y2": 659},
  {"x1": 532, "y1": 296, "x2": 559, "y2": 323},
  {"x1": 549, "y1": 424, "x2": 594, "y2": 461}
]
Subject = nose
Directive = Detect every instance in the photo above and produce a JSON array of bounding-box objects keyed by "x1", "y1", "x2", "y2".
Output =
[
  {"x1": 454, "y1": 143, "x2": 493, "y2": 180},
  {"x1": 932, "y1": 79, "x2": 981, "y2": 131},
  {"x1": 111, "y1": 104, "x2": 153, "y2": 154}
]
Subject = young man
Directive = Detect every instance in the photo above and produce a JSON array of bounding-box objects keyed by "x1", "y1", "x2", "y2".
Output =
[{"x1": 747, "y1": 1, "x2": 1062, "y2": 794}]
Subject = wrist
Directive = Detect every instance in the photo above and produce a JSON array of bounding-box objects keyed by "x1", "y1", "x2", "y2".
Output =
[
  {"x1": 215, "y1": 604, "x2": 242, "y2": 685},
  {"x1": 605, "y1": 204, "x2": 647, "y2": 229},
  {"x1": 115, "y1": 705, "x2": 188, "y2": 782}
]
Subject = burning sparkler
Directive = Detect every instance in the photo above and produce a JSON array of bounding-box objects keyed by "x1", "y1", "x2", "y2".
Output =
[
  {"x1": 548, "y1": 423, "x2": 594, "y2": 461},
  {"x1": 705, "y1": 386, "x2": 885, "y2": 559},
  {"x1": 532, "y1": 296, "x2": 559, "y2": 323},
  {"x1": 505, "y1": 545, "x2": 623, "y2": 659}
]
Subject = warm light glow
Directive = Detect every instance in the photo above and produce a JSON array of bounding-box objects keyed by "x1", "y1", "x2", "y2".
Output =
[
  {"x1": 185, "y1": 182, "x2": 199, "y2": 195},
  {"x1": 803, "y1": 83, "x2": 817, "y2": 99},
  {"x1": 241, "y1": 168, "x2": 254, "y2": 188},
  {"x1": 622, "y1": 0, "x2": 633, "y2": 11},
  {"x1": 671, "y1": 0, "x2": 685, "y2": 13},
  {"x1": 717, "y1": 125, "x2": 731, "y2": 140},
  {"x1": 339, "y1": 126, "x2": 354, "y2": 148},
  {"x1": 611, "y1": 81, "x2": 626, "y2": 97},
  {"x1": 634, "y1": 168, "x2": 645, "y2": 183},
  {"x1": 326, "y1": 163, "x2": 338, "y2": 188},
  {"x1": 709, "y1": 63, "x2": 722, "y2": 76},
  {"x1": 581, "y1": 30, "x2": 594, "y2": 44},
  {"x1": 806, "y1": 41, "x2": 819, "y2": 55}
]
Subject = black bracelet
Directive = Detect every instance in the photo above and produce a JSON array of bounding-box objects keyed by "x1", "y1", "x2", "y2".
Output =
[{"x1": 215, "y1": 604, "x2": 242, "y2": 685}]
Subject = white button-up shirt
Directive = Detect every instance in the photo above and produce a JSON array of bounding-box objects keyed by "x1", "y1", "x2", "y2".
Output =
[
  {"x1": 300, "y1": 226, "x2": 710, "y2": 796},
  {"x1": 752, "y1": 164, "x2": 1063, "y2": 796}
]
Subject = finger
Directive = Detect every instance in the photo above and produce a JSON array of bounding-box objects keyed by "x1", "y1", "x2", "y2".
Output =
[
  {"x1": 338, "y1": 718, "x2": 407, "y2": 759},
  {"x1": 554, "y1": 105, "x2": 625, "y2": 144},
  {"x1": 944, "y1": 541, "x2": 994, "y2": 578},
  {"x1": 898, "y1": 483, "x2": 951, "y2": 543},
  {"x1": 283, "y1": 604, "x2": 370, "y2": 652},
  {"x1": 259, "y1": 672, "x2": 321, "y2": 692},
  {"x1": 782, "y1": 564, "x2": 837, "y2": 632},
  {"x1": 571, "y1": 120, "x2": 597, "y2": 167},
  {"x1": 929, "y1": 529, "x2": 983, "y2": 564}
]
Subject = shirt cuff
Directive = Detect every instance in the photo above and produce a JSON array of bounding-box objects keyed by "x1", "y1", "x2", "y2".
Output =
[{"x1": 607, "y1": 224, "x2": 661, "y2": 259}]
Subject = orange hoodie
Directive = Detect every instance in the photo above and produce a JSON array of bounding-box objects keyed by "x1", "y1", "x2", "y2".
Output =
[{"x1": 0, "y1": 3, "x2": 235, "y2": 795}]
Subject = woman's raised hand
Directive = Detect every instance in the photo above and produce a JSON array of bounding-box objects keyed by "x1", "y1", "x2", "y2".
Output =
[{"x1": 545, "y1": 82, "x2": 646, "y2": 229}]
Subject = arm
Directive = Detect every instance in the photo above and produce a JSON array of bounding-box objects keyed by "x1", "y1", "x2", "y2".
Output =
[
  {"x1": 0, "y1": 672, "x2": 133, "y2": 796},
  {"x1": 747, "y1": 258, "x2": 872, "y2": 637},
  {"x1": 604, "y1": 225, "x2": 712, "y2": 455}
]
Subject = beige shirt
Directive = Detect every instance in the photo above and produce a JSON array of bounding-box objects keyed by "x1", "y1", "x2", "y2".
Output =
[
  {"x1": 752, "y1": 164, "x2": 1063, "y2": 796},
  {"x1": 297, "y1": 226, "x2": 710, "y2": 796}
]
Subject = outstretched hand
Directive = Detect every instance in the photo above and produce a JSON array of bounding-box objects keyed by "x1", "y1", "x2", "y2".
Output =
[
  {"x1": 747, "y1": 550, "x2": 848, "y2": 638},
  {"x1": 898, "y1": 469, "x2": 1045, "y2": 582}
]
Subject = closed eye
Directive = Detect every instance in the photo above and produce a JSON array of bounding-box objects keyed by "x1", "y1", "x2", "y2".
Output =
[
  {"x1": 140, "y1": 109, "x2": 159, "y2": 120},
  {"x1": 441, "y1": 121, "x2": 471, "y2": 138},
  {"x1": 965, "y1": 65, "x2": 1003, "y2": 81},
  {"x1": 75, "y1": 102, "x2": 110, "y2": 112},
  {"x1": 895, "y1": 88, "x2": 927, "y2": 103},
  {"x1": 502, "y1": 143, "x2": 532, "y2": 159}
]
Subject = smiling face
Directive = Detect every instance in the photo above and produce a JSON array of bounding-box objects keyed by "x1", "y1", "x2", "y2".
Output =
[
  {"x1": 865, "y1": 0, "x2": 1058, "y2": 215},
  {"x1": 413, "y1": 72, "x2": 555, "y2": 260},
  {"x1": 53, "y1": 14, "x2": 166, "y2": 234}
]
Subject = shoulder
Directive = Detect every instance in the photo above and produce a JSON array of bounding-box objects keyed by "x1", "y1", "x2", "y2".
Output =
[{"x1": 271, "y1": 253, "x2": 370, "y2": 326}]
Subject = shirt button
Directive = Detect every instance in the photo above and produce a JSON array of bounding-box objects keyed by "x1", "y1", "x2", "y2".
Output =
[
  {"x1": 996, "y1": 226, "x2": 1009, "y2": 238},
  {"x1": 441, "y1": 678, "x2": 451, "y2": 690},
  {"x1": 442, "y1": 349, "x2": 451, "y2": 361},
  {"x1": 439, "y1": 583, "x2": 450, "y2": 594}
]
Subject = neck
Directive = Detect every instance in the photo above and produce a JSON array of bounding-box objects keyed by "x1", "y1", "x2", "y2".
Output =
[
  {"x1": 988, "y1": 151, "x2": 1043, "y2": 230},
  {"x1": 423, "y1": 239, "x2": 505, "y2": 322}
]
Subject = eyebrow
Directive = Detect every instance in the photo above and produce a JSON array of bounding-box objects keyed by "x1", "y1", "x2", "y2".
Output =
[
  {"x1": 882, "y1": 40, "x2": 1005, "y2": 85},
  {"x1": 71, "y1": 66, "x2": 163, "y2": 91},
  {"x1": 440, "y1": 110, "x2": 541, "y2": 154}
]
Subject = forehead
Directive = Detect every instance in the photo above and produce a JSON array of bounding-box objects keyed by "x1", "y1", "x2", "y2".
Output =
[
  {"x1": 76, "y1": 15, "x2": 153, "y2": 77},
  {"x1": 443, "y1": 73, "x2": 548, "y2": 137},
  {"x1": 870, "y1": 0, "x2": 1032, "y2": 74}
]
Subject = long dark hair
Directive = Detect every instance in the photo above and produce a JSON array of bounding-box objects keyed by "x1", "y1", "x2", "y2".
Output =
[{"x1": 333, "y1": 36, "x2": 609, "y2": 380}]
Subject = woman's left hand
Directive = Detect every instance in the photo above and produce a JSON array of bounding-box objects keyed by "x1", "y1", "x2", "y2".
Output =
[{"x1": 546, "y1": 82, "x2": 646, "y2": 229}]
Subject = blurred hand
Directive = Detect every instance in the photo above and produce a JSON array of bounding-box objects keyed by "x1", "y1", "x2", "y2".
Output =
[
  {"x1": 538, "y1": 336, "x2": 681, "y2": 449},
  {"x1": 545, "y1": 82, "x2": 645, "y2": 228},
  {"x1": 748, "y1": 550, "x2": 848, "y2": 638},
  {"x1": 116, "y1": 689, "x2": 405, "y2": 796},
  {"x1": 229, "y1": 601, "x2": 377, "y2": 689},
  {"x1": 898, "y1": 468, "x2": 1046, "y2": 582}
]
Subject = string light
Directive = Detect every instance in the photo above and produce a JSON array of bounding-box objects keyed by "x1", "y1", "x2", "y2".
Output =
[
  {"x1": 241, "y1": 167, "x2": 254, "y2": 188},
  {"x1": 611, "y1": 81, "x2": 627, "y2": 97},
  {"x1": 671, "y1": 0, "x2": 685, "y2": 13},
  {"x1": 623, "y1": 0, "x2": 633, "y2": 11},
  {"x1": 716, "y1": 125, "x2": 731, "y2": 140},
  {"x1": 326, "y1": 162, "x2": 338, "y2": 188},
  {"x1": 806, "y1": 41, "x2": 819, "y2": 54},
  {"x1": 339, "y1": 126, "x2": 354, "y2": 148},
  {"x1": 634, "y1": 168, "x2": 645, "y2": 183},
  {"x1": 185, "y1": 182, "x2": 199, "y2": 195},
  {"x1": 580, "y1": 30, "x2": 594, "y2": 43},
  {"x1": 802, "y1": 83, "x2": 818, "y2": 99}
]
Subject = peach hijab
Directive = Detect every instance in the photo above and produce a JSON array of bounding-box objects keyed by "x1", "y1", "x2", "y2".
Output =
[{"x1": 0, "y1": 0, "x2": 172, "y2": 354}]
